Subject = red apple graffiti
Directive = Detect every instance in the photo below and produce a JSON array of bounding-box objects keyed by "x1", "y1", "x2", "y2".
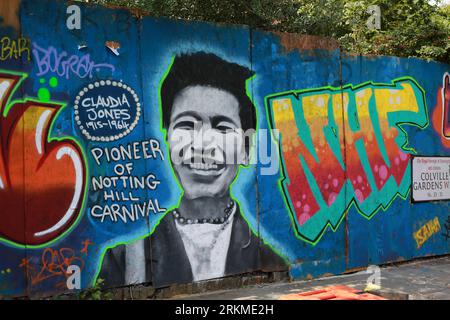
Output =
[{"x1": 0, "y1": 72, "x2": 86, "y2": 246}]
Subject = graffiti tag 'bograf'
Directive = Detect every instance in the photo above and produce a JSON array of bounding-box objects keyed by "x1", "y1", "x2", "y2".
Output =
[
  {"x1": 0, "y1": 71, "x2": 87, "y2": 246},
  {"x1": 32, "y1": 43, "x2": 115, "y2": 80},
  {"x1": 267, "y1": 78, "x2": 428, "y2": 243}
]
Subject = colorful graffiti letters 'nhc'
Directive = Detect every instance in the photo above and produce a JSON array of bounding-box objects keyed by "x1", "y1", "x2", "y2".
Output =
[
  {"x1": 0, "y1": 0, "x2": 449, "y2": 298},
  {"x1": 267, "y1": 78, "x2": 428, "y2": 243},
  {"x1": 0, "y1": 72, "x2": 86, "y2": 246}
]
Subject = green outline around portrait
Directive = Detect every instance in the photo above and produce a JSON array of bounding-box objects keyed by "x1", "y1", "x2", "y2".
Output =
[{"x1": 93, "y1": 54, "x2": 291, "y2": 285}]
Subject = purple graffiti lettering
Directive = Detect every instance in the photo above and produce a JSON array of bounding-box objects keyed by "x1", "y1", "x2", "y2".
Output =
[{"x1": 32, "y1": 43, "x2": 115, "y2": 79}]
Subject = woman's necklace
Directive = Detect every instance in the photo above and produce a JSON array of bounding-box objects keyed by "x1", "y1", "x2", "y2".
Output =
[{"x1": 172, "y1": 200, "x2": 235, "y2": 225}]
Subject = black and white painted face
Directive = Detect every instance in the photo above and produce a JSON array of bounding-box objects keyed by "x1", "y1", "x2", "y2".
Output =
[{"x1": 167, "y1": 85, "x2": 245, "y2": 199}]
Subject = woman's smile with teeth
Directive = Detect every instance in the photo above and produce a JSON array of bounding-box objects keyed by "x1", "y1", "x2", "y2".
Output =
[{"x1": 188, "y1": 162, "x2": 219, "y2": 170}]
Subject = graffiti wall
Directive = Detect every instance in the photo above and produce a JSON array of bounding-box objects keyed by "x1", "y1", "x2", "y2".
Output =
[{"x1": 0, "y1": 0, "x2": 449, "y2": 297}]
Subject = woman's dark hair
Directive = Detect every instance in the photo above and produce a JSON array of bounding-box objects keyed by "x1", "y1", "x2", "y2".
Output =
[{"x1": 160, "y1": 52, "x2": 257, "y2": 133}]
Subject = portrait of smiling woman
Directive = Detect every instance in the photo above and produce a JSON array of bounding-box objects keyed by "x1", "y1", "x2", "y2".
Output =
[{"x1": 99, "y1": 52, "x2": 287, "y2": 287}]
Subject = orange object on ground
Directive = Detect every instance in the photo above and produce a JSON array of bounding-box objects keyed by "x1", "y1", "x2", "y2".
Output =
[{"x1": 278, "y1": 285, "x2": 387, "y2": 300}]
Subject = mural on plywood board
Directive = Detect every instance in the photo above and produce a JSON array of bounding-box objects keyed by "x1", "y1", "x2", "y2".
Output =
[
  {"x1": 97, "y1": 52, "x2": 288, "y2": 287},
  {"x1": 0, "y1": 0, "x2": 449, "y2": 298}
]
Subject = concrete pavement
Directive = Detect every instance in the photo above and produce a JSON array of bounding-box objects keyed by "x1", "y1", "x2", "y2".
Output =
[{"x1": 170, "y1": 255, "x2": 450, "y2": 300}]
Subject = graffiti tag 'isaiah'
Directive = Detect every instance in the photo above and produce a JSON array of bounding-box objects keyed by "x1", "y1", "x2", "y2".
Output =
[{"x1": 413, "y1": 217, "x2": 441, "y2": 249}]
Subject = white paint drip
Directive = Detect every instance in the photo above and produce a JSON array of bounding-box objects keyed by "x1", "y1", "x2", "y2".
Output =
[
  {"x1": 0, "y1": 80, "x2": 11, "y2": 102},
  {"x1": 0, "y1": 80, "x2": 11, "y2": 191},
  {"x1": 125, "y1": 239, "x2": 146, "y2": 284},
  {"x1": 35, "y1": 110, "x2": 52, "y2": 155},
  {"x1": 34, "y1": 147, "x2": 83, "y2": 237},
  {"x1": 107, "y1": 46, "x2": 120, "y2": 56}
]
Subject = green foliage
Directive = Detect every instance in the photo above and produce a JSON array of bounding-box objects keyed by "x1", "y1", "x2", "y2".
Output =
[
  {"x1": 80, "y1": 0, "x2": 450, "y2": 64},
  {"x1": 339, "y1": 0, "x2": 450, "y2": 62},
  {"x1": 78, "y1": 278, "x2": 113, "y2": 300}
]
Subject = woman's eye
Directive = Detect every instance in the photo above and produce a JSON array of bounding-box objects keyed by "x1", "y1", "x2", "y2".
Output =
[
  {"x1": 215, "y1": 124, "x2": 235, "y2": 133},
  {"x1": 174, "y1": 121, "x2": 195, "y2": 130}
]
